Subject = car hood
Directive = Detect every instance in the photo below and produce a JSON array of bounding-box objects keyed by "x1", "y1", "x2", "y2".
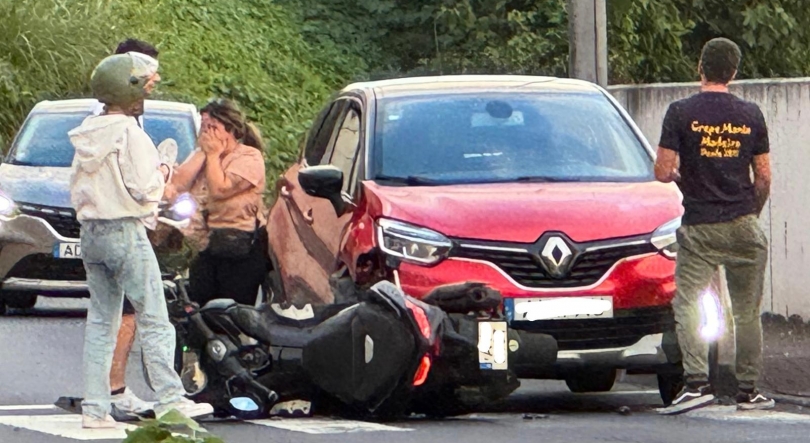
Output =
[
  {"x1": 0, "y1": 163, "x2": 72, "y2": 209},
  {"x1": 364, "y1": 181, "x2": 684, "y2": 243}
]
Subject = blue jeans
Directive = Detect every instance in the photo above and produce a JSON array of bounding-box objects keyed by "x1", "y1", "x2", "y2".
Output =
[{"x1": 80, "y1": 218, "x2": 185, "y2": 419}]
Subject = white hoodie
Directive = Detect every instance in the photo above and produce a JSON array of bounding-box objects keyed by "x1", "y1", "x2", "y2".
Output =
[{"x1": 68, "y1": 114, "x2": 164, "y2": 224}]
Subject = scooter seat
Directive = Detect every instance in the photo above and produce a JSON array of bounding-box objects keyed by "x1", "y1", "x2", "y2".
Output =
[{"x1": 200, "y1": 298, "x2": 237, "y2": 312}]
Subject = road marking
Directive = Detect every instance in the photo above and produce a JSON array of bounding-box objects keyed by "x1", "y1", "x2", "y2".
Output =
[
  {"x1": 0, "y1": 414, "x2": 137, "y2": 440},
  {"x1": 0, "y1": 405, "x2": 60, "y2": 411},
  {"x1": 248, "y1": 417, "x2": 412, "y2": 434},
  {"x1": 685, "y1": 406, "x2": 810, "y2": 423}
]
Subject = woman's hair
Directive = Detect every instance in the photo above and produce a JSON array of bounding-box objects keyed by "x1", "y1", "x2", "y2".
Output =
[
  {"x1": 200, "y1": 98, "x2": 265, "y2": 151},
  {"x1": 115, "y1": 38, "x2": 159, "y2": 59}
]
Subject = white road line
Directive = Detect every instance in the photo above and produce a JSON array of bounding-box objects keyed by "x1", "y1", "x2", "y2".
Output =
[
  {"x1": 0, "y1": 414, "x2": 137, "y2": 441},
  {"x1": 685, "y1": 406, "x2": 810, "y2": 423},
  {"x1": 0, "y1": 405, "x2": 60, "y2": 411},
  {"x1": 248, "y1": 417, "x2": 412, "y2": 434}
]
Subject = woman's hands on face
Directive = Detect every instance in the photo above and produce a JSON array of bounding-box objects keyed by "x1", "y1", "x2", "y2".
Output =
[{"x1": 199, "y1": 122, "x2": 229, "y2": 157}]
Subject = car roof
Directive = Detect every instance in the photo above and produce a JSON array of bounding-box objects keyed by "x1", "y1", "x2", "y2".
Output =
[
  {"x1": 341, "y1": 75, "x2": 604, "y2": 99},
  {"x1": 29, "y1": 98, "x2": 198, "y2": 114}
]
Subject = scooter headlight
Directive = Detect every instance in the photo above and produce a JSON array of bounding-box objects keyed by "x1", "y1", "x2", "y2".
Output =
[
  {"x1": 0, "y1": 192, "x2": 15, "y2": 216},
  {"x1": 377, "y1": 218, "x2": 453, "y2": 266},
  {"x1": 171, "y1": 193, "x2": 197, "y2": 219},
  {"x1": 651, "y1": 217, "x2": 681, "y2": 259}
]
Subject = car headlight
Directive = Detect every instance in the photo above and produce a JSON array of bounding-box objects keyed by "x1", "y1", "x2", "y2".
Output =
[
  {"x1": 651, "y1": 217, "x2": 680, "y2": 259},
  {"x1": 377, "y1": 218, "x2": 453, "y2": 266},
  {"x1": 0, "y1": 192, "x2": 14, "y2": 216}
]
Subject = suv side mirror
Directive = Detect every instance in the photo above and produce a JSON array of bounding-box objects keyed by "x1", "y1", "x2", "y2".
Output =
[{"x1": 298, "y1": 165, "x2": 350, "y2": 217}]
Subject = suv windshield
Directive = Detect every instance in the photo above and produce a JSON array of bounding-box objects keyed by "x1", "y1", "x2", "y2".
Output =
[
  {"x1": 7, "y1": 110, "x2": 197, "y2": 167},
  {"x1": 372, "y1": 92, "x2": 654, "y2": 184}
]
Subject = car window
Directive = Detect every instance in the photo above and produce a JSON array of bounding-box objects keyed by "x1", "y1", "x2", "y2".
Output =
[
  {"x1": 372, "y1": 92, "x2": 654, "y2": 184},
  {"x1": 328, "y1": 106, "x2": 362, "y2": 194},
  {"x1": 8, "y1": 110, "x2": 197, "y2": 167},
  {"x1": 304, "y1": 101, "x2": 346, "y2": 166}
]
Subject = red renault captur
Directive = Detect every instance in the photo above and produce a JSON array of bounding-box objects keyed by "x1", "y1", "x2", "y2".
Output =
[{"x1": 266, "y1": 75, "x2": 685, "y2": 405}]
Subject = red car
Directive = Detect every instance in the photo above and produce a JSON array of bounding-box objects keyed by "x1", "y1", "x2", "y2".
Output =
[{"x1": 267, "y1": 75, "x2": 685, "y2": 404}]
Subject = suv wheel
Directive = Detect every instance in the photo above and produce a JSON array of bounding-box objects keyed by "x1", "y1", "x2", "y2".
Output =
[
  {"x1": 2, "y1": 292, "x2": 38, "y2": 310},
  {"x1": 657, "y1": 363, "x2": 685, "y2": 407},
  {"x1": 564, "y1": 368, "x2": 617, "y2": 393}
]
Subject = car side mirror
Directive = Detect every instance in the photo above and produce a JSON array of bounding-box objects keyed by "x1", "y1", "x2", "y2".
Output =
[{"x1": 298, "y1": 165, "x2": 350, "y2": 217}]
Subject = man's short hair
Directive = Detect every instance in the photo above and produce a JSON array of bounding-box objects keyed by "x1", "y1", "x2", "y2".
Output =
[
  {"x1": 115, "y1": 38, "x2": 159, "y2": 58},
  {"x1": 699, "y1": 38, "x2": 741, "y2": 84}
]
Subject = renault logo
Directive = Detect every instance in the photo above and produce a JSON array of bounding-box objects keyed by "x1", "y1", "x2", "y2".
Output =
[{"x1": 539, "y1": 236, "x2": 573, "y2": 278}]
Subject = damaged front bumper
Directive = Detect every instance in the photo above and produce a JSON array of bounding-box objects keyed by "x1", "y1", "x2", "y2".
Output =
[{"x1": 0, "y1": 213, "x2": 88, "y2": 296}]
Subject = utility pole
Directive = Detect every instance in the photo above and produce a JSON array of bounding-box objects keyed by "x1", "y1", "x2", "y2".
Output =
[{"x1": 567, "y1": 0, "x2": 608, "y2": 87}]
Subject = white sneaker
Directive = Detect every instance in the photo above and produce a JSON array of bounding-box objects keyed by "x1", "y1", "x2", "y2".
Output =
[
  {"x1": 111, "y1": 388, "x2": 155, "y2": 416},
  {"x1": 155, "y1": 398, "x2": 214, "y2": 420},
  {"x1": 82, "y1": 413, "x2": 117, "y2": 429}
]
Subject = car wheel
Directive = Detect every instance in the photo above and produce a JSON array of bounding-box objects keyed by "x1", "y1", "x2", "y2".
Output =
[
  {"x1": 0, "y1": 297, "x2": 7, "y2": 315},
  {"x1": 657, "y1": 370, "x2": 685, "y2": 407},
  {"x1": 264, "y1": 245, "x2": 287, "y2": 305},
  {"x1": 564, "y1": 368, "x2": 617, "y2": 393},
  {"x1": 2, "y1": 292, "x2": 38, "y2": 310}
]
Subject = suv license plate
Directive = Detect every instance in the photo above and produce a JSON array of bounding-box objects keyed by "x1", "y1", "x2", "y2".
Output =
[
  {"x1": 478, "y1": 321, "x2": 508, "y2": 370},
  {"x1": 54, "y1": 243, "x2": 82, "y2": 259}
]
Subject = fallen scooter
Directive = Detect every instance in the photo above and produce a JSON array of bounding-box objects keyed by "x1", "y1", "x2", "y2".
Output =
[{"x1": 161, "y1": 276, "x2": 522, "y2": 421}]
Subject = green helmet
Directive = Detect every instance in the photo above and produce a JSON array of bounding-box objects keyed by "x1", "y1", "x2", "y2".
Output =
[{"x1": 90, "y1": 52, "x2": 159, "y2": 107}]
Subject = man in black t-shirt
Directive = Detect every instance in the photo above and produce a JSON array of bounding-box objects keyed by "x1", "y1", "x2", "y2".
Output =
[{"x1": 654, "y1": 38, "x2": 773, "y2": 415}]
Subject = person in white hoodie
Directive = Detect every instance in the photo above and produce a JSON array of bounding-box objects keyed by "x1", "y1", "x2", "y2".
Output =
[{"x1": 68, "y1": 52, "x2": 213, "y2": 428}]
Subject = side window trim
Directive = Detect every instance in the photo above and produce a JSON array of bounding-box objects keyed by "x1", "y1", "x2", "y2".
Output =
[{"x1": 325, "y1": 98, "x2": 364, "y2": 198}]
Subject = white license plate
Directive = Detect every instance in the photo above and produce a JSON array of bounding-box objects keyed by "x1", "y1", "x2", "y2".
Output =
[
  {"x1": 54, "y1": 243, "x2": 82, "y2": 259},
  {"x1": 478, "y1": 321, "x2": 508, "y2": 370},
  {"x1": 513, "y1": 296, "x2": 613, "y2": 321}
]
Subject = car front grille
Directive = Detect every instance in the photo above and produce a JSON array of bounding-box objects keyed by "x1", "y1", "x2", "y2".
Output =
[
  {"x1": 512, "y1": 306, "x2": 674, "y2": 350},
  {"x1": 6, "y1": 253, "x2": 86, "y2": 281},
  {"x1": 451, "y1": 237, "x2": 657, "y2": 289},
  {"x1": 18, "y1": 203, "x2": 81, "y2": 238}
]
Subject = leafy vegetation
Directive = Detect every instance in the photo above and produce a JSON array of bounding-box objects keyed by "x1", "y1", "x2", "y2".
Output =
[
  {"x1": 122, "y1": 409, "x2": 224, "y2": 443},
  {"x1": 2, "y1": 0, "x2": 810, "y2": 188}
]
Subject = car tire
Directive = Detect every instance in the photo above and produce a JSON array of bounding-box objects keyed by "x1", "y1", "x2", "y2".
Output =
[
  {"x1": 2, "y1": 292, "x2": 38, "y2": 310},
  {"x1": 264, "y1": 245, "x2": 286, "y2": 305},
  {"x1": 564, "y1": 368, "x2": 617, "y2": 393},
  {"x1": 657, "y1": 371, "x2": 685, "y2": 407}
]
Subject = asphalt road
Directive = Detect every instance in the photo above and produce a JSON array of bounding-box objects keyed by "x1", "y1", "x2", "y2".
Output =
[{"x1": 2, "y1": 297, "x2": 810, "y2": 443}]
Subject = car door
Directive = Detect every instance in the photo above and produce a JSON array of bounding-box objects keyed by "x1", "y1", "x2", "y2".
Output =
[
  {"x1": 309, "y1": 98, "x2": 365, "y2": 284},
  {"x1": 268, "y1": 99, "x2": 347, "y2": 304}
]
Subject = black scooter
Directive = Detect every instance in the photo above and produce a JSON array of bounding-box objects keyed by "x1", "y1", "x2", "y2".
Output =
[{"x1": 158, "y1": 277, "x2": 522, "y2": 420}]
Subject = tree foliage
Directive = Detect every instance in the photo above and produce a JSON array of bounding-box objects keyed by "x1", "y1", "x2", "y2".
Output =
[{"x1": 2, "y1": 0, "x2": 810, "y2": 188}]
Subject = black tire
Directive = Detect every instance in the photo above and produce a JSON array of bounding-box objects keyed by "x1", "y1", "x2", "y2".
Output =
[
  {"x1": 264, "y1": 245, "x2": 286, "y2": 305},
  {"x1": 0, "y1": 297, "x2": 7, "y2": 315},
  {"x1": 2, "y1": 292, "x2": 37, "y2": 310},
  {"x1": 657, "y1": 371, "x2": 684, "y2": 407},
  {"x1": 564, "y1": 368, "x2": 617, "y2": 393}
]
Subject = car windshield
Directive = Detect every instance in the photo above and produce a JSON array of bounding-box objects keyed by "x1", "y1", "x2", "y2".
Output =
[
  {"x1": 372, "y1": 92, "x2": 654, "y2": 184},
  {"x1": 7, "y1": 110, "x2": 197, "y2": 167}
]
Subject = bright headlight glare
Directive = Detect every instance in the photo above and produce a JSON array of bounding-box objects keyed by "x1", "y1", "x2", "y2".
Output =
[
  {"x1": 651, "y1": 217, "x2": 681, "y2": 259},
  {"x1": 377, "y1": 218, "x2": 452, "y2": 265},
  {"x1": 171, "y1": 193, "x2": 197, "y2": 218},
  {"x1": 0, "y1": 193, "x2": 14, "y2": 216},
  {"x1": 700, "y1": 290, "x2": 724, "y2": 342}
]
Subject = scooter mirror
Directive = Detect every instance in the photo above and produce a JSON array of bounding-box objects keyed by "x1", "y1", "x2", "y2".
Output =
[
  {"x1": 157, "y1": 138, "x2": 179, "y2": 167},
  {"x1": 229, "y1": 397, "x2": 260, "y2": 412}
]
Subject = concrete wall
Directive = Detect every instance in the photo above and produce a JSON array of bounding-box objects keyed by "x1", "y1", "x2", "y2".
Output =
[{"x1": 607, "y1": 78, "x2": 810, "y2": 318}]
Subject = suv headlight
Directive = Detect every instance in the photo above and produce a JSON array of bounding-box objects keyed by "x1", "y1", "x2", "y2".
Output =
[
  {"x1": 651, "y1": 217, "x2": 681, "y2": 259},
  {"x1": 0, "y1": 192, "x2": 15, "y2": 217},
  {"x1": 377, "y1": 218, "x2": 453, "y2": 266}
]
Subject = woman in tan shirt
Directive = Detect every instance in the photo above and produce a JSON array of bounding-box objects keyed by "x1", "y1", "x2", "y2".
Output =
[{"x1": 166, "y1": 98, "x2": 269, "y2": 306}]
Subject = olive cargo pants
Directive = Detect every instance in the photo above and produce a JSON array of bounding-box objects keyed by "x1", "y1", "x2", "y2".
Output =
[{"x1": 673, "y1": 214, "x2": 768, "y2": 389}]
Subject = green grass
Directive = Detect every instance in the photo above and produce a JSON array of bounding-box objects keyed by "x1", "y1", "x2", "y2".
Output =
[{"x1": 0, "y1": 0, "x2": 368, "y2": 193}]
